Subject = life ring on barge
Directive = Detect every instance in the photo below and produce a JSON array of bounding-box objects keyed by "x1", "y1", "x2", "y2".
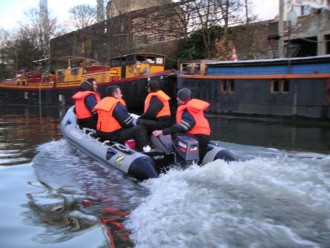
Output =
[
  {"x1": 110, "y1": 76, "x2": 119, "y2": 81},
  {"x1": 49, "y1": 81, "x2": 54, "y2": 88}
]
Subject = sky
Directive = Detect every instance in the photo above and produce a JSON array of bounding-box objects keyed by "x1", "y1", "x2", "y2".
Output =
[
  {"x1": 0, "y1": 0, "x2": 97, "y2": 30},
  {"x1": 0, "y1": 0, "x2": 279, "y2": 30}
]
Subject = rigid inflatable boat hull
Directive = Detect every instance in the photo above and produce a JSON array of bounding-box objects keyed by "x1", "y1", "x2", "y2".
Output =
[{"x1": 61, "y1": 107, "x2": 158, "y2": 181}]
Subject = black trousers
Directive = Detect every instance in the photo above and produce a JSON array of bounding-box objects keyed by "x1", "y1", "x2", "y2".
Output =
[
  {"x1": 97, "y1": 126, "x2": 149, "y2": 151},
  {"x1": 77, "y1": 116, "x2": 97, "y2": 130},
  {"x1": 137, "y1": 118, "x2": 172, "y2": 134}
]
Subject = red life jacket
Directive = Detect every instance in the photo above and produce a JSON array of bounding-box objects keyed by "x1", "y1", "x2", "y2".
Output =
[
  {"x1": 144, "y1": 90, "x2": 171, "y2": 118},
  {"x1": 176, "y1": 99, "x2": 211, "y2": 135},
  {"x1": 93, "y1": 97, "x2": 126, "y2": 133},
  {"x1": 72, "y1": 91, "x2": 100, "y2": 119}
]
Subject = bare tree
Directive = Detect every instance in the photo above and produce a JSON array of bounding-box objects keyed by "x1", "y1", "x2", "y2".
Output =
[
  {"x1": 0, "y1": 7, "x2": 65, "y2": 77},
  {"x1": 153, "y1": 0, "x2": 246, "y2": 59},
  {"x1": 69, "y1": 4, "x2": 97, "y2": 30}
]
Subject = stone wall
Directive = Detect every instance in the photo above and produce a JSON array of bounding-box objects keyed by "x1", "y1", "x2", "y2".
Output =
[
  {"x1": 106, "y1": 0, "x2": 172, "y2": 18},
  {"x1": 50, "y1": 3, "x2": 183, "y2": 68},
  {"x1": 50, "y1": 3, "x2": 330, "y2": 69}
]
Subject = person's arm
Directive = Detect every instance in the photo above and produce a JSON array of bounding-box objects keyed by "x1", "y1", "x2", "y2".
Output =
[
  {"x1": 139, "y1": 96, "x2": 163, "y2": 120},
  {"x1": 153, "y1": 110, "x2": 195, "y2": 136},
  {"x1": 113, "y1": 103, "x2": 134, "y2": 128},
  {"x1": 84, "y1": 94, "x2": 98, "y2": 115}
]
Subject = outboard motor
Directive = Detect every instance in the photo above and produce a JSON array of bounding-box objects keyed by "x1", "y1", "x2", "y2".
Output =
[{"x1": 172, "y1": 135, "x2": 199, "y2": 167}]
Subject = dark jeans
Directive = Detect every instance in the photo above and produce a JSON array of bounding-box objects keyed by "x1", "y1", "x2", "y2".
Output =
[
  {"x1": 77, "y1": 116, "x2": 97, "y2": 130},
  {"x1": 97, "y1": 125, "x2": 149, "y2": 151},
  {"x1": 137, "y1": 117, "x2": 172, "y2": 134}
]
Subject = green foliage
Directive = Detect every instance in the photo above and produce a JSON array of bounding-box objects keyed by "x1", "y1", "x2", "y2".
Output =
[
  {"x1": 177, "y1": 26, "x2": 224, "y2": 61},
  {"x1": 0, "y1": 63, "x2": 12, "y2": 81},
  {"x1": 5, "y1": 39, "x2": 42, "y2": 68}
]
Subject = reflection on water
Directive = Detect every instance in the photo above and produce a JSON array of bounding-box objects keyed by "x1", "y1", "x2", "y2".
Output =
[
  {"x1": 0, "y1": 105, "x2": 64, "y2": 166},
  {"x1": 0, "y1": 104, "x2": 330, "y2": 247},
  {"x1": 210, "y1": 115, "x2": 330, "y2": 154}
]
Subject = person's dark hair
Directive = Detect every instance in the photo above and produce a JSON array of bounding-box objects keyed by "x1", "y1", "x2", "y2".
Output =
[
  {"x1": 146, "y1": 80, "x2": 160, "y2": 92},
  {"x1": 86, "y1": 78, "x2": 96, "y2": 84},
  {"x1": 177, "y1": 88, "x2": 191, "y2": 102},
  {"x1": 106, "y1": 86, "x2": 119, "y2": 96},
  {"x1": 79, "y1": 79, "x2": 95, "y2": 91}
]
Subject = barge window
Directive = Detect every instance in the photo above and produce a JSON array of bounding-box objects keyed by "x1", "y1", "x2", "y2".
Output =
[
  {"x1": 145, "y1": 56, "x2": 155, "y2": 63},
  {"x1": 181, "y1": 63, "x2": 189, "y2": 72},
  {"x1": 221, "y1": 79, "x2": 235, "y2": 93},
  {"x1": 57, "y1": 71, "x2": 65, "y2": 82},
  {"x1": 124, "y1": 55, "x2": 134, "y2": 65},
  {"x1": 271, "y1": 79, "x2": 280, "y2": 93},
  {"x1": 221, "y1": 80, "x2": 227, "y2": 92},
  {"x1": 111, "y1": 58, "x2": 123, "y2": 67},
  {"x1": 229, "y1": 80, "x2": 235, "y2": 92},
  {"x1": 71, "y1": 68, "x2": 79, "y2": 75},
  {"x1": 271, "y1": 79, "x2": 290, "y2": 93},
  {"x1": 136, "y1": 55, "x2": 145, "y2": 63},
  {"x1": 155, "y1": 57, "x2": 163, "y2": 64},
  {"x1": 282, "y1": 79, "x2": 290, "y2": 93}
]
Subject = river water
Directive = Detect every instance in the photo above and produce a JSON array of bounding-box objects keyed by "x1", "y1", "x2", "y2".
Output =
[{"x1": 0, "y1": 104, "x2": 329, "y2": 248}]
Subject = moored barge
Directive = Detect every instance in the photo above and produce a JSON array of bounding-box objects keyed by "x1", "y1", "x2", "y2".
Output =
[
  {"x1": 178, "y1": 55, "x2": 330, "y2": 119},
  {"x1": 0, "y1": 53, "x2": 176, "y2": 110}
]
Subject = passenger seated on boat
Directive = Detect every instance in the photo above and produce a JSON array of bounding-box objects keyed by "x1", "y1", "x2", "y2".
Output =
[
  {"x1": 152, "y1": 88, "x2": 211, "y2": 160},
  {"x1": 93, "y1": 86, "x2": 150, "y2": 152},
  {"x1": 136, "y1": 80, "x2": 172, "y2": 135},
  {"x1": 72, "y1": 78, "x2": 100, "y2": 130}
]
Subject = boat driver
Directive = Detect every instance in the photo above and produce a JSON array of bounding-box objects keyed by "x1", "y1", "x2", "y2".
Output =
[
  {"x1": 93, "y1": 86, "x2": 150, "y2": 152},
  {"x1": 152, "y1": 88, "x2": 211, "y2": 155},
  {"x1": 72, "y1": 78, "x2": 100, "y2": 129}
]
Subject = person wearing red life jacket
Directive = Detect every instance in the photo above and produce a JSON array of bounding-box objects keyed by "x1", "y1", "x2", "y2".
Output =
[
  {"x1": 72, "y1": 78, "x2": 100, "y2": 129},
  {"x1": 152, "y1": 88, "x2": 211, "y2": 150},
  {"x1": 136, "y1": 80, "x2": 172, "y2": 134},
  {"x1": 93, "y1": 86, "x2": 150, "y2": 152}
]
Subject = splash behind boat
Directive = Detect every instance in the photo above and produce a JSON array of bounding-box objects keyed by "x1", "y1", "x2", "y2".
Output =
[{"x1": 60, "y1": 106, "x2": 237, "y2": 181}]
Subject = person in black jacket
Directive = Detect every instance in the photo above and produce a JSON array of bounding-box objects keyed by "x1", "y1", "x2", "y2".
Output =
[
  {"x1": 94, "y1": 86, "x2": 150, "y2": 152},
  {"x1": 136, "y1": 80, "x2": 172, "y2": 134},
  {"x1": 152, "y1": 88, "x2": 211, "y2": 149},
  {"x1": 72, "y1": 78, "x2": 100, "y2": 129}
]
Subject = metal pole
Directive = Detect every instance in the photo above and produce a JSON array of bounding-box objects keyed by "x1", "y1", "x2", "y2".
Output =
[{"x1": 278, "y1": 0, "x2": 285, "y2": 58}]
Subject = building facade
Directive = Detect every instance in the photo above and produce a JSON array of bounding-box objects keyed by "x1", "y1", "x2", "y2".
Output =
[{"x1": 50, "y1": 1, "x2": 330, "y2": 68}]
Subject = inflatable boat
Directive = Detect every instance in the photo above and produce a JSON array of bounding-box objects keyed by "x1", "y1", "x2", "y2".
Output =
[{"x1": 61, "y1": 106, "x2": 237, "y2": 181}]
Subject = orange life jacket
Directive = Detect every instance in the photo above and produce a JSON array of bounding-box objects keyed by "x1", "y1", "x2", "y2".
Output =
[
  {"x1": 93, "y1": 97, "x2": 126, "y2": 133},
  {"x1": 176, "y1": 99, "x2": 211, "y2": 135},
  {"x1": 144, "y1": 90, "x2": 171, "y2": 118},
  {"x1": 72, "y1": 91, "x2": 100, "y2": 119}
]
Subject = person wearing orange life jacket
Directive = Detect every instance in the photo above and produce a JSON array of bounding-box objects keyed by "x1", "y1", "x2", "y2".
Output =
[
  {"x1": 93, "y1": 86, "x2": 150, "y2": 152},
  {"x1": 136, "y1": 80, "x2": 172, "y2": 134},
  {"x1": 152, "y1": 88, "x2": 211, "y2": 149},
  {"x1": 72, "y1": 78, "x2": 100, "y2": 129}
]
